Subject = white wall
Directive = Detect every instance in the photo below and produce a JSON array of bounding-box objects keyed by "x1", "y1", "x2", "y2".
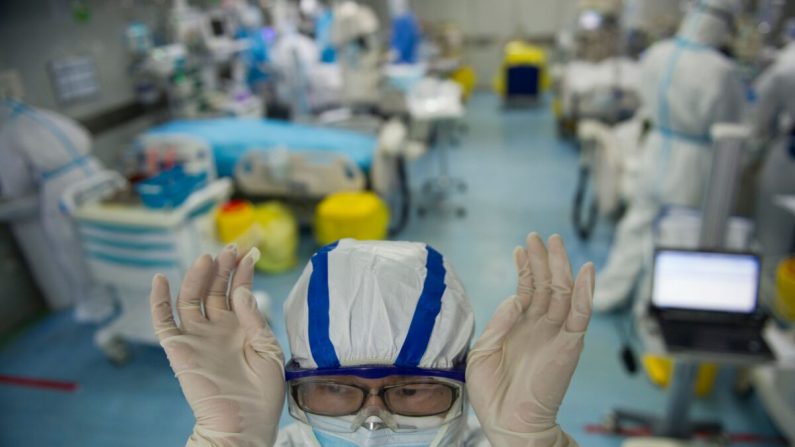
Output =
[
  {"x1": 407, "y1": 0, "x2": 580, "y2": 87},
  {"x1": 0, "y1": 0, "x2": 162, "y2": 120},
  {"x1": 410, "y1": 0, "x2": 578, "y2": 38}
]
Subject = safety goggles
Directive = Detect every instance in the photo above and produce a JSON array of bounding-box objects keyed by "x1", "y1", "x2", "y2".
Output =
[
  {"x1": 286, "y1": 375, "x2": 465, "y2": 433},
  {"x1": 290, "y1": 377, "x2": 461, "y2": 417}
]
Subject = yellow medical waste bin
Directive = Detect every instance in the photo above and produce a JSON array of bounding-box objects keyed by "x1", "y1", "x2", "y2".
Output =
[
  {"x1": 216, "y1": 200, "x2": 257, "y2": 249},
  {"x1": 642, "y1": 355, "x2": 718, "y2": 397},
  {"x1": 315, "y1": 192, "x2": 389, "y2": 246},
  {"x1": 775, "y1": 257, "x2": 795, "y2": 322},
  {"x1": 216, "y1": 199, "x2": 298, "y2": 273},
  {"x1": 253, "y1": 202, "x2": 298, "y2": 274},
  {"x1": 493, "y1": 40, "x2": 550, "y2": 99}
]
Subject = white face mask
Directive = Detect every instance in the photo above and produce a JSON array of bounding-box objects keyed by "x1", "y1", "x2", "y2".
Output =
[{"x1": 303, "y1": 413, "x2": 466, "y2": 447}]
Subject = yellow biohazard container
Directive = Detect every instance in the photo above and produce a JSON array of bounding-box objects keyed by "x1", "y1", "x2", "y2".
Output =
[
  {"x1": 450, "y1": 65, "x2": 478, "y2": 102},
  {"x1": 216, "y1": 200, "x2": 256, "y2": 245},
  {"x1": 216, "y1": 200, "x2": 298, "y2": 273},
  {"x1": 315, "y1": 192, "x2": 389, "y2": 246},
  {"x1": 642, "y1": 355, "x2": 718, "y2": 397},
  {"x1": 493, "y1": 40, "x2": 550, "y2": 97},
  {"x1": 252, "y1": 202, "x2": 298, "y2": 274},
  {"x1": 775, "y1": 258, "x2": 795, "y2": 322}
]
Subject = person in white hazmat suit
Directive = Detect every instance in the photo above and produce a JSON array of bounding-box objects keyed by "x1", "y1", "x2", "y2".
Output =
[
  {"x1": 331, "y1": 1, "x2": 382, "y2": 107},
  {"x1": 150, "y1": 234, "x2": 596, "y2": 446},
  {"x1": 0, "y1": 98, "x2": 111, "y2": 321},
  {"x1": 751, "y1": 19, "x2": 795, "y2": 255},
  {"x1": 593, "y1": 0, "x2": 747, "y2": 312}
]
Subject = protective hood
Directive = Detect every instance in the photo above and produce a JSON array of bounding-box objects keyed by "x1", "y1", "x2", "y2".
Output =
[
  {"x1": 284, "y1": 239, "x2": 475, "y2": 374},
  {"x1": 677, "y1": 0, "x2": 740, "y2": 49}
]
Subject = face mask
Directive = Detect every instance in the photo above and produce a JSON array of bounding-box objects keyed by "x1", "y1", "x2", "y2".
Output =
[{"x1": 304, "y1": 413, "x2": 466, "y2": 447}]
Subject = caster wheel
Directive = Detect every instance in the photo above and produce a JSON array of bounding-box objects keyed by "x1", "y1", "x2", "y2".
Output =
[{"x1": 102, "y1": 336, "x2": 131, "y2": 366}]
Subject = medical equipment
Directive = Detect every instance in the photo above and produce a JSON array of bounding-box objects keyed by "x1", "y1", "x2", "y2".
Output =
[
  {"x1": 606, "y1": 125, "x2": 766, "y2": 444},
  {"x1": 146, "y1": 118, "x2": 413, "y2": 234},
  {"x1": 407, "y1": 79, "x2": 467, "y2": 218},
  {"x1": 150, "y1": 249, "x2": 286, "y2": 447},
  {"x1": 133, "y1": 0, "x2": 263, "y2": 119},
  {"x1": 494, "y1": 41, "x2": 550, "y2": 106},
  {"x1": 62, "y1": 170, "x2": 232, "y2": 363},
  {"x1": 314, "y1": 191, "x2": 389, "y2": 245},
  {"x1": 128, "y1": 134, "x2": 218, "y2": 181},
  {"x1": 650, "y1": 249, "x2": 771, "y2": 356},
  {"x1": 136, "y1": 166, "x2": 209, "y2": 209}
]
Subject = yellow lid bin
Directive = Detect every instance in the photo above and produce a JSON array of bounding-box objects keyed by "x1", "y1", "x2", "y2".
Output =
[
  {"x1": 775, "y1": 258, "x2": 795, "y2": 323},
  {"x1": 315, "y1": 192, "x2": 390, "y2": 246},
  {"x1": 253, "y1": 202, "x2": 298, "y2": 274},
  {"x1": 216, "y1": 200, "x2": 256, "y2": 245},
  {"x1": 216, "y1": 199, "x2": 298, "y2": 274}
]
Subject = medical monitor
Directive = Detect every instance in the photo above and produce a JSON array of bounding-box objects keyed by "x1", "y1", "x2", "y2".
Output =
[{"x1": 651, "y1": 249, "x2": 760, "y2": 315}]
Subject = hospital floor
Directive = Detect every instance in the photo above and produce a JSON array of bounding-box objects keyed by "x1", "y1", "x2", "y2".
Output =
[{"x1": 0, "y1": 93, "x2": 784, "y2": 446}]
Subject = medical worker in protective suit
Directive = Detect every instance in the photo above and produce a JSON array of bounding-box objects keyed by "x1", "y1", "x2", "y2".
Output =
[
  {"x1": 751, "y1": 19, "x2": 795, "y2": 255},
  {"x1": 0, "y1": 98, "x2": 111, "y2": 321},
  {"x1": 150, "y1": 234, "x2": 595, "y2": 446},
  {"x1": 593, "y1": 0, "x2": 747, "y2": 312}
]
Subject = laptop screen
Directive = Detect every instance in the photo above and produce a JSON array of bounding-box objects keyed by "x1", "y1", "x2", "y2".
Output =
[{"x1": 652, "y1": 250, "x2": 760, "y2": 314}]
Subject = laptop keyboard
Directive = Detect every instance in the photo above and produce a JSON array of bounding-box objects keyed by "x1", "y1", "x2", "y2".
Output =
[{"x1": 659, "y1": 322, "x2": 769, "y2": 355}]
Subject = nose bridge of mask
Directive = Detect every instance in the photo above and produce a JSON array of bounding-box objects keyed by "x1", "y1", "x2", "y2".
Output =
[{"x1": 351, "y1": 406, "x2": 398, "y2": 431}]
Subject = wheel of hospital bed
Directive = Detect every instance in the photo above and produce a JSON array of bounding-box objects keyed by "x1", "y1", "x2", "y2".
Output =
[{"x1": 572, "y1": 165, "x2": 599, "y2": 241}]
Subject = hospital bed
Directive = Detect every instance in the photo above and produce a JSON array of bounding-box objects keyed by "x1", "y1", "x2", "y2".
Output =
[
  {"x1": 147, "y1": 119, "x2": 377, "y2": 178},
  {"x1": 144, "y1": 117, "x2": 413, "y2": 233}
]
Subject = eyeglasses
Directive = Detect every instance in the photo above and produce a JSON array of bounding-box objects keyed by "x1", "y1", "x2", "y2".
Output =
[{"x1": 290, "y1": 379, "x2": 460, "y2": 418}]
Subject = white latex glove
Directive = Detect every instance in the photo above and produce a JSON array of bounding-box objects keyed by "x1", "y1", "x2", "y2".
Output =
[
  {"x1": 467, "y1": 233, "x2": 595, "y2": 447},
  {"x1": 150, "y1": 245, "x2": 285, "y2": 447}
]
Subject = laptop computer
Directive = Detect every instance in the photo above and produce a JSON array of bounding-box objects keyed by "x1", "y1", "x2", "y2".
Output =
[{"x1": 650, "y1": 248, "x2": 774, "y2": 360}]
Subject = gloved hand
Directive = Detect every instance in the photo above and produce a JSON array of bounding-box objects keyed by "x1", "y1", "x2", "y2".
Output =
[
  {"x1": 150, "y1": 245, "x2": 285, "y2": 447},
  {"x1": 467, "y1": 233, "x2": 595, "y2": 447}
]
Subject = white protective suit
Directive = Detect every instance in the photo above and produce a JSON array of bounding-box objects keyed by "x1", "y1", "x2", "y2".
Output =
[
  {"x1": 274, "y1": 239, "x2": 489, "y2": 446},
  {"x1": 0, "y1": 99, "x2": 111, "y2": 320},
  {"x1": 752, "y1": 38, "x2": 795, "y2": 255},
  {"x1": 331, "y1": 1, "x2": 382, "y2": 106},
  {"x1": 594, "y1": 0, "x2": 747, "y2": 312}
]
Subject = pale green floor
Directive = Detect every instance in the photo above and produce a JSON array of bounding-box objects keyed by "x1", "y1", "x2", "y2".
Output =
[{"x1": 0, "y1": 93, "x2": 784, "y2": 446}]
